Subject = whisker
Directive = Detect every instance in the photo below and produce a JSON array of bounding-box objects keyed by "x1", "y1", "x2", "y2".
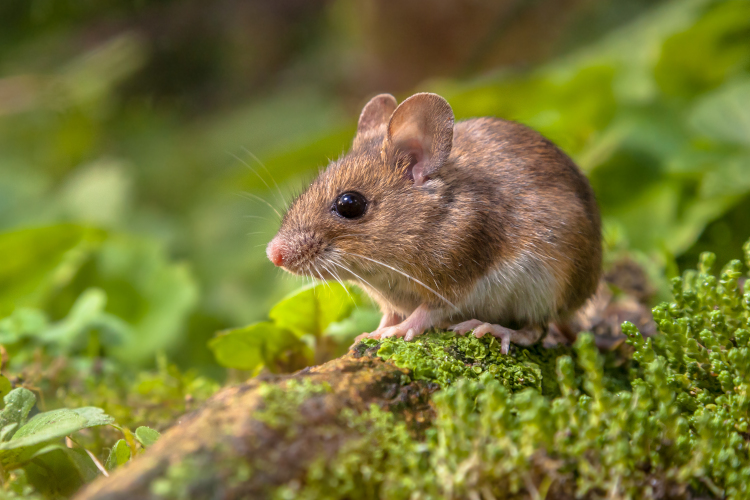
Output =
[
  {"x1": 229, "y1": 150, "x2": 285, "y2": 208},
  {"x1": 320, "y1": 261, "x2": 352, "y2": 300},
  {"x1": 328, "y1": 256, "x2": 379, "y2": 296},
  {"x1": 340, "y1": 251, "x2": 458, "y2": 311},
  {"x1": 237, "y1": 192, "x2": 282, "y2": 219},
  {"x1": 241, "y1": 146, "x2": 287, "y2": 208},
  {"x1": 312, "y1": 266, "x2": 332, "y2": 291}
]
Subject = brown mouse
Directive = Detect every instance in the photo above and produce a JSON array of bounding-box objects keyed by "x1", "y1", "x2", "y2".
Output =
[{"x1": 266, "y1": 92, "x2": 601, "y2": 353}]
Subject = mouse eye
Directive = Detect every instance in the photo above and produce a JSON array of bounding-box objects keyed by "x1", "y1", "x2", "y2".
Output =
[{"x1": 334, "y1": 192, "x2": 367, "y2": 219}]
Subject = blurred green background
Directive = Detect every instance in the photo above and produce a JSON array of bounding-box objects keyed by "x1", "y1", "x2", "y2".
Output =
[{"x1": 1, "y1": 0, "x2": 749, "y2": 385}]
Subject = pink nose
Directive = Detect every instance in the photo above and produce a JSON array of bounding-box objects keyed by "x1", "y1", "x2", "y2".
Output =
[{"x1": 266, "y1": 237, "x2": 286, "y2": 267}]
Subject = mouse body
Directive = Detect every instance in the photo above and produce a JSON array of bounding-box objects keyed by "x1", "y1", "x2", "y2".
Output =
[{"x1": 267, "y1": 93, "x2": 601, "y2": 352}]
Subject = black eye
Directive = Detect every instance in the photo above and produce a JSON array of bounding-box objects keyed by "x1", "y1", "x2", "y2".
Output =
[{"x1": 334, "y1": 192, "x2": 367, "y2": 219}]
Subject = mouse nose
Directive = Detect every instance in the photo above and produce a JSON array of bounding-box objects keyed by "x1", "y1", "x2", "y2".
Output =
[{"x1": 266, "y1": 237, "x2": 286, "y2": 267}]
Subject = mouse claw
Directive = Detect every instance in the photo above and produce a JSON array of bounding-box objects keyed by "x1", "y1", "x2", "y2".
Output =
[
  {"x1": 449, "y1": 319, "x2": 484, "y2": 336},
  {"x1": 469, "y1": 322, "x2": 544, "y2": 354},
  {"x1": 404, "y1": 328, "x2": 418, "y2": 341},
  {"x1": 380, "y1": 327, "x2": 399, "y2": 339}
]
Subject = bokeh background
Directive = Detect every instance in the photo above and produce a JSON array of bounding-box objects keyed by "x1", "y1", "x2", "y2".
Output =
[{"x1": 1, "y1": 0, "x2": 749, "y2": 384}]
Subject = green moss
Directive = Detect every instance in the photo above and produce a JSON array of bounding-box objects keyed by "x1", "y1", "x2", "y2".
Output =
[
  {"x1": 360, "y1": 331, "x2": 571, "y2": 395},
  {"x1": 273, "y1": 406, "x2": 425, "y2": 500},
  {"x1": 254, "y1": 379, "x2": 332, "y2": 435}
]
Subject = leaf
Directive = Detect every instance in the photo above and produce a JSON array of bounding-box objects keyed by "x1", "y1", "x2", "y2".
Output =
[
  {"x1": 0, "y1": 308, "x2": 48, "y2": 344},
  {"x1": 37, "y1": 288, "x2": 130, "y2": 353},
  {"x1": 655, "y1": 1, "x2": 750, "y2": 99},
  {"x1": 91, "y1": 235, "x2": 199, "y2": 366},
  {"x1": 70, "y1": 406, "x2": 118, "y2": 428},
  {"x1": 689, "y1": 79, "x2": 750, "y2": 146},
  {"x1": 25, "y1": 445, "x2": 100, "y2": 496},
  {"x1": 0, "y1": 374, "x2": 12, "y2": 403},
  {"x1": 0, "y1": 405, "x2": 114, "y2": 469},
  {"x1": 0, "y1": 388, "x2": 36, "y2": 434},
  {"x1": 135, "y1": 426, "x2": 161, "y2": 448},
  {"x1": 269, "y1": 282, "x2": 360, "y2": 337},
  {"x1": 209, "y1": 321, "x2": 307, "y2": 372},
  {"x1": 105, "y1": 439, "x2": 131, "y2": 470},
  {"x1": 325, "y1": 307, "x2": 381, "y2": 342},
  {"x1": 0, "y1": 224, "x2": 105, "y2": 317},
  {"x1": 0, "y1": 423, "x2": 17, "y2": 441},
  {"x1": 2, "y1": 407, "x2": 113, "y2": 451}
]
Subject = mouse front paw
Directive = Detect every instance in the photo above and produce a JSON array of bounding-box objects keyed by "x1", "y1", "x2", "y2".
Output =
[
  {"x1": 354, "y1": 304, "x2": 435, "y2": 344},
  {"x1": 367, "y1": 324, "x2": 422, "y2": 341},
  {"x1": 352, "y1": 324, "x2": 423, "y2": 343}
]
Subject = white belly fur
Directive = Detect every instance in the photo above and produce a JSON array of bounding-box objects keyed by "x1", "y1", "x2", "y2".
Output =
[{"x1": 456, "y1": 252, "x2": 558, "y2": 326}]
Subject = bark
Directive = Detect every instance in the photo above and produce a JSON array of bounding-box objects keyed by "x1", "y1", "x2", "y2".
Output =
[{"x1": 75, "y1": 346, "x2": 436, "y2": 500}]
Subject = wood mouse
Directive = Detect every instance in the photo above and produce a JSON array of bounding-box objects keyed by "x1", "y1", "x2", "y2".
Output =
[{"x1": 266, "y1": 92, "x2": 601, "y2": 353}]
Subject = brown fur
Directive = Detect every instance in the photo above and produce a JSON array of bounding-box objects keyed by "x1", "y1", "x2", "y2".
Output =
[{"x1": 270, "y1": 93, "x2": 602, "y2": 334}]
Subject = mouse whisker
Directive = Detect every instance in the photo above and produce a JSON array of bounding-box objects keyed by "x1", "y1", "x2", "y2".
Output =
[
  {"x1": 319, "y1": 260, "x2": 353, "y2": 301},
  {"x1": 240, "y1": 147, "x2": 288, "y2": 209},
  {"x1": 328, "y1": 256, "x2": 379, "y2": 295},
  {"x1": 312, "y1": 265, "x2": 332, "y2": 291},
  {"x1": 229, "y1": 150, "x2": 286, "y2": 209},
  {"x1": 338, "y1": 251, "x2": 458, "y2": 312},
  {"x1": 237, "y1": 192, "x2": 282, "y2": 219}
]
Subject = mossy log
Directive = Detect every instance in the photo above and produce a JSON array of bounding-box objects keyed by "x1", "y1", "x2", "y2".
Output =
[
  {"x1": 75, "y1": 272, "x2": 654, "y2": 500},
  {"x1": 75, "y1": 349, "x2": 438, "y2": 500}
]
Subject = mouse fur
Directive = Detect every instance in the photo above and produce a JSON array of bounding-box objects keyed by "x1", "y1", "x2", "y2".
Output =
[{"x1": 267, "y1": 92, "x2": 601, "y2": 349}]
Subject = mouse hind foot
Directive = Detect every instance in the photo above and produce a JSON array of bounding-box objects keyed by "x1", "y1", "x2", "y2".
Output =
[{"x1": 449, "y1": 320, "x2": 544, "y2": 354}]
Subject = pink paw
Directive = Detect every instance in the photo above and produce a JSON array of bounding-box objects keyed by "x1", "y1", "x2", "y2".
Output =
[
  {"x1": 449, "y1": 320, "x2": 543, "y2": 355},
  {"x1": 449, "y1": 319, "x2": 484, "y2": 335},
  {"x1": 368, "y1": 325, "x2": 421, "y2": 341}
]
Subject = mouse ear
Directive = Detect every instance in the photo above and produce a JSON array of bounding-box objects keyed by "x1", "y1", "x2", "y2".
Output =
[
  {"x1": 385, "y1": 93, "x2": 454, "y2": 186},
  {"x1": 354, "y1": 94, "x2": 398, "y2": 147}
]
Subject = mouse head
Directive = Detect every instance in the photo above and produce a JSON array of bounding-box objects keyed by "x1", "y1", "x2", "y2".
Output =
[{"x1": 266, "y1": 92, "x2": 454, "y2": 283}]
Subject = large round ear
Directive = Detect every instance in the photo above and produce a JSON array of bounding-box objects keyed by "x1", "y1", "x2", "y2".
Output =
[
  {"x1": 384, "y1": 93, "x2": 454, "y2": 186},
  {"x1": 353, "y1": 94, "x2": 398, "y2": 148}
]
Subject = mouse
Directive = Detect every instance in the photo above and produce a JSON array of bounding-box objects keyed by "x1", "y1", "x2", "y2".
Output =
[{"x1": 266, "y1": 92, "x2": 601, "y2": 353}]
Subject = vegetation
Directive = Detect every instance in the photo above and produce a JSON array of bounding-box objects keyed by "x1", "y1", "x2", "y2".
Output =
[
  {"x1": 73, "y1": 237, "x2": 750, "y2": 500},
  {"x1": 0, "y1": 0, "x2": 749, "y2": 498}
]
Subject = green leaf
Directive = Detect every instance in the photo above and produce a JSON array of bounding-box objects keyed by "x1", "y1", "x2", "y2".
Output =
[
  {"x1": 209, "y1": 321, "x2": 306, "y2": 372},
  {"x1": 269, "y1": 282, "x2": 360, "y2": 337},
  {"x1": 690, "y1": 79, "x2": 750, "y2": 146},
  {"x1": 0, "y1": 423, "x2": 18, "y2": 441},
  {"x1": 25, "y1": 445, "x2": 100, "y2": 496},
  {"x1": 2, "y1": 407, "x2": 114, "y2": 451},
  {"x1": 92, "y1": 235, "x2": 199, "y2": 366},
  {"x1": 0, "y1": 388, "x2": 36, "y2": 434},
  {"x1": 135, "y1": 426, "x2": 161, "y2": 448},
  {"x1": 0, "y1": 224, "x2": 105, "y2": 317},
  {"x1": 0, "y1": 308, "x2": 48, "y2": 344},
  {"x1": 0, "y1": 374, "x2": 13, "y2": 404},
  {"x1": 105, "y1": 439, "x2": 131, "y2": 470},
  {"x1": 36, "y1": 288, "x2": 131, "y2": 354},
  {"x1": 0, "y1": 405, "x2": 114, "y2": 469}
]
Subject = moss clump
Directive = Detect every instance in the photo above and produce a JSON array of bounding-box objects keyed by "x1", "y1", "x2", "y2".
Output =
[
  {"x1": 270, "y1": 238, "x2": 750, "y2": 499},
  {"x1": 360, "y1": 331, "x2": 572, "y2": 395},
  {"x1": 254, "y1": 379, "x2": 333, "y2": 435}
]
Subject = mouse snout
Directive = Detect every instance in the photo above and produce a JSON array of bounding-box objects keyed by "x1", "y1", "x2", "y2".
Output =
[
  {"x1": 266, "y1": 236, "x2": 287, "y2": 267},
  {"x1": 266, "y1": 231, "x2": 324, "y2": 271}
]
